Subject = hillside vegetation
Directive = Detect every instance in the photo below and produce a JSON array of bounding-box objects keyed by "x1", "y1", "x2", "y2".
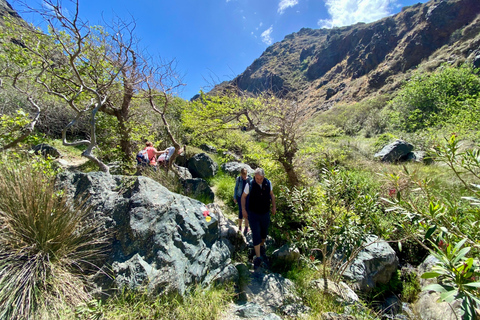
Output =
[{"x1": 0, "y1": 0, "x2": 480, "y2": 319}]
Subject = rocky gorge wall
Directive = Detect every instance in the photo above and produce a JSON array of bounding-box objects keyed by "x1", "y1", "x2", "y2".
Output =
[{"x1": 214, "y1": 0, "x2": 480, "y2": 113}]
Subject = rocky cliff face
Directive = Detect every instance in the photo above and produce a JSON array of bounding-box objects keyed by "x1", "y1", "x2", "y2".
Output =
[
  {"x1": 0, "y1": 0, "x2": 21, "y2": 22},
  {"x1": 214, "y1": 0, "x2": 480, "y2": 112}
]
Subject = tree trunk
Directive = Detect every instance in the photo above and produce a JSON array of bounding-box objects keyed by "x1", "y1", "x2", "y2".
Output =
[{"x1": 279, "y1": 157, "x2": 299, "y2": 187}]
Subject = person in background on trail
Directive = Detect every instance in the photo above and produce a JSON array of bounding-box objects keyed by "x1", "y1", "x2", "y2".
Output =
[
  {"x1": 241, "y1": 167, "x2": 276, "y2": 269},
  {"x1": 157, "y1": 145, "x2": 185, "y2": 167},
  {"x1": 144, "y1": 141, "x2": 163, "y2": 166},
  {"x1": 234, "y1": 167, "x2": 252, "y2": 236}
]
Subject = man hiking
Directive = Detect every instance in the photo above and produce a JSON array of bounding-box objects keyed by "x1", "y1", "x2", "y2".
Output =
[{"x1": 241, "y1": 168, "x2": 276, "y2": 269}]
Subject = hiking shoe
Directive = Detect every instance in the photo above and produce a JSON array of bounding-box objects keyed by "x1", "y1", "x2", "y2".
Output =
[
  {"x1": 253, "y1": 256, "x2": 262, "y2": 270},
  {"x1": 243, "y1": 226, "x2": 249, "y2": 236}
]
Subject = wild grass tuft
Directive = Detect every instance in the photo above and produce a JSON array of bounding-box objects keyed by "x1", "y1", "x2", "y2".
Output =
[
  {"x1": 76, "y1": 285, "x2": 234, "y2": 320},
  {"x1": 142, "y1": 166, "x2": 183, "y2": 194},
  {"x1": 0, "y1": 160, "x2": 107, "y2": 319},
  {"x1": 210, "y1": 171, "x2": 236, "y2": 208}
]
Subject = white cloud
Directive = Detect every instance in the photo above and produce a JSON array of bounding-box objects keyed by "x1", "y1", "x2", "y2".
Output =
[
  {"x1": 261, "y1": 26, "x2": 274, "y2": 45},
  {"x1": 278, "y1": 0, "x2": 299, "y2": 14},
  {"x1": 318, "y1": 0, "x2": 396, "y2": 28}
]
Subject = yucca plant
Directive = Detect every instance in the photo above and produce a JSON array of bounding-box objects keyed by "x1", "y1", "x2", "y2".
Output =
[{"x1": 0, "y1": 160, "x2": 107, "y2": 319}]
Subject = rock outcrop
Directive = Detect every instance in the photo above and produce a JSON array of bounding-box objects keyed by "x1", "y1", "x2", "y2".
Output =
[
  {"x1": 374, "y1": 139, "x2": 414, "y2": 162},
  {"x1": 221, "y1": 162, "x2": 255, "y2": 177},
  {"x1": 342, "y1": 235, "x2": 399, "y2": 292},
  {"x1": 181, "y1": 178, "x2": 215, "y2": 203},
  {"x1": 56, "y1": 171, "x2": 234, "y2": 296},
  {"x1": 0, "y1": 0, "x2": 21, "y2": 22},
  {"x1": 187, "y1": 153, "x2": 218, "y2": 179}
]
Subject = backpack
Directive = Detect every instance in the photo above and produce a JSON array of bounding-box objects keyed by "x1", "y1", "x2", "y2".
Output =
[{"x1": 136, "y1": 149, "x2": 150, "y2": 165}]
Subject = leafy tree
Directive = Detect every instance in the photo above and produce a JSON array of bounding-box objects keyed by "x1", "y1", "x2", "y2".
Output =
[
  {"x1": 1, "y1": 1, "x2": 182, "y2": 171},
  {"x1": 184, "y1": 92, "x2": 307, "y2": 186},
  {"x1": 142, "y1": 57, "x2": 186, "y2": 170}
]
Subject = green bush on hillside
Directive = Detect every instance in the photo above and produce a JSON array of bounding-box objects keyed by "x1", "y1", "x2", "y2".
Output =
[
  {"x1": 388, "y1": 64, "x2": 480, "y2": 132},
  {"x1": 313, "y1": 95, "x2": 390, "y2": 137}
]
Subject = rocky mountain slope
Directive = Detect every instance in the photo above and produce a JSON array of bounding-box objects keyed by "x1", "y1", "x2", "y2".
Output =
[
  {"x1": 214, "y1": 0, "x2": 480, "y2": 112},
  {"x1": 0, "y1": 0, "x2": 21, "y2": 22}
]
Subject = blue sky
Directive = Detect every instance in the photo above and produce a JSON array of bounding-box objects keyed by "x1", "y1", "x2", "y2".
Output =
[{"x1": 13, "y1": 0, "x2": 428, "y2": 100}]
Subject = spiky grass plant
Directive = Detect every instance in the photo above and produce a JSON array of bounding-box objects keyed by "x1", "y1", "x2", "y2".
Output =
[
  {"x1": 142, "y1": 166, "x2": 182, "y2": 194},
  {"x1": 0, "y1": 161, "x2": 107, "y2": 319}
]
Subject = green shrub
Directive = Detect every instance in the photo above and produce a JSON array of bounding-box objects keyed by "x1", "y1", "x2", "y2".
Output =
[
  {"x1": 389, "y1": 64, "x2": 480, "y2": 132},
  {"x1": 400, "y1": 269, "x2": 421, "y2": 303},
  {"x1": 313, "y1": 95, "x2": 390, "y2": 137},
  {"x1": 0, "y1": 109, "x2": 43, "y2": 149},
  {"x1": 0, "y1": 159, "x2": 107, "y2": 319},
  {"x1": 383, "y1": 135, "x2": 480, "y2": 248},
  {"x1": 382, "y1": 135, "x2": 480, "y2": 315}
]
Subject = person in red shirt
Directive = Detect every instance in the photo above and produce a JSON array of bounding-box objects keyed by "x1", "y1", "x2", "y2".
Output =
[{"x1": 144, "y1": 141, "x2": 163, "y2": 166}]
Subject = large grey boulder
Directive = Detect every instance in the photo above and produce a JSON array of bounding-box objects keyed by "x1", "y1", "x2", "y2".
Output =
[
  {"x1": 207, "y1": 203, "x2": 247, "y2": 253},
  {"x1": 374, "y1": 140, "x2": 414, "y2": 162},
  {"x1": 272, "y1": 244, "x2": 301, "y2": 264},
  {"x1": 246, "y1": 273, "x2": 302, "y2": 314},
  {"x1": 342, "y1": 235, "x2": 399, "y2": 292},
  {"x1": 187, "y1": 153, "x2": 218, "y2": 179},
  {"x1": 413, "y1": 292, "x2": 462, "y2": 320},
  {"x1": 174, "y1": 164, "x2": 193, "y2": 180},
  {"x1": 56, "y1": 171, "x2": 234, "y2": 296},
  {"x1": 221, "y1": 162, "x2": 254, "y2": 177},
  {"x1": 181, "y1": 178, "x2": 215, "y2": 203}
]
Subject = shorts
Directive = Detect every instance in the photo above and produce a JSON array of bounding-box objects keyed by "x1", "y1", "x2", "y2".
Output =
[{"x1": 247, "y1": 211, "x2": 270, "y2": 247}]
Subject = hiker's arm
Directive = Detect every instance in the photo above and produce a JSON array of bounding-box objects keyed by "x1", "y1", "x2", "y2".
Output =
[
  {"x1": 270, "y1": 190, "x2": 276, "y2": 215},
  {"x1": 233, "y1": 178, "x2": 239, "y2": 203},
  {"x1": 153, "y1": 148, "x2": 164, "y2": 156},
  {"x1": 241, "y1": 192, "x2": 248, "y2": 219}
]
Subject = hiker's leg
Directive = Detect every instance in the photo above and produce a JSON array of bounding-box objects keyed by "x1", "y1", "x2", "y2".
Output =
[
  {"x1": 249, "y1": 212, "x2": 261, "y2": 257},
  {"x1": 258, "y1": 213, "x2": 270, "y2": 254},
  {"x1": 237, "y1": 197, "x2": 243, "y2": 230},
  {"x1": 254, "y1": 244, "x2": 261, "y2": 258},
  {"x1": 259, "y1": 213, "x2": 270, "y2": 243}
]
